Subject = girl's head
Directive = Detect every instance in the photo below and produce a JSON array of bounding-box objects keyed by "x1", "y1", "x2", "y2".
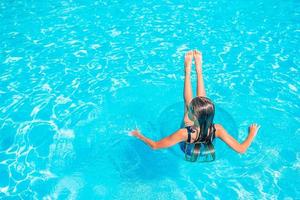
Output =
[{"x1": 188, "y1": 96, "x2": 215, "y2": 142}]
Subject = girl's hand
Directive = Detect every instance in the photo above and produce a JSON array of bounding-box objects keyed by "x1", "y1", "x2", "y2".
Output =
[
  {"x1": 130, "y1": 129, "x2": 142, "y2": 138},
  {"x1": 248, "y1": 123, "x2": 261, "y2": 137}
]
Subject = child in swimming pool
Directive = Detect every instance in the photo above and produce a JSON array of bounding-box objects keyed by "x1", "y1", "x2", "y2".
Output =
[{"x1": 131, "y1": 50, "x2": 260, "y2": 161}]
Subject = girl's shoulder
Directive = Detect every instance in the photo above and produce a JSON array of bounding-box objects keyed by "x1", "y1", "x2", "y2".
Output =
[
  {"x1": 182, "y1": 125, "x2": 198, "y2": 133},
  {"x1": 214, "y1": 124, "x2": 225, "y2": 138},
  {"x1": 177, "y1": 127, "x2": 189, "y2": 141},
  {"x1": 214, "y1": 124, "x2": 223, "y2": 129}
]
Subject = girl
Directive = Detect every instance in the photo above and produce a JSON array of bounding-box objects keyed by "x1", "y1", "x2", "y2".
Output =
[{"x1": 131, "y1": 50, "x2": 260, "y2": 162}]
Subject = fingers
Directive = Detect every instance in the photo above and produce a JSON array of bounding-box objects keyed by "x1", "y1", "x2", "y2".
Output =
[
  {"x1": 130, "y1": 129, "x2": 140, "y2": 137},
  {"x1": 251, "y1": 123, "x2": 259, "y2": 126},
  {"x1": 250, "y1": 123, "x2": 261, "y2": 131},
  {"x1": 257, "y1": 124, "x2": 261, "y2": 130}
]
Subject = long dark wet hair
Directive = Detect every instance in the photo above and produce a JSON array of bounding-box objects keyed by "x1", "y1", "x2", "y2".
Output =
[{"x1": 186, "y1": 96, "x2": 216, "y2": 162}]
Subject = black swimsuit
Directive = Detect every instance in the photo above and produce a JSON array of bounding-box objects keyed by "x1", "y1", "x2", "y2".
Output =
[
  {"x1": 179, "y1": 125, "x2": 216, "y2": 156},
  {"x1": 179, "y1": 126, "x2": 196, "y2": 156}
]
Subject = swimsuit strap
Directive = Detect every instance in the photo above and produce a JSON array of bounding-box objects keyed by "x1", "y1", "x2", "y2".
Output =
[
  {"x1": 202, "y1": 124, "x2": 216, "y2": 143},
  {"x1": 211, "y1": 124, "x2": 216, "y2": 141},
  {"x1": 185, "y1": 126, "x2": 195, "y2": 143},
  {"x1": 206, "y1": 123, "x2": 216, "y2": 143}
]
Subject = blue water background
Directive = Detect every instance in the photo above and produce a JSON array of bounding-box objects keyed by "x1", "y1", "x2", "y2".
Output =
[{"x1": 0, "y1": 0, "x2": 300, "y2": 199}]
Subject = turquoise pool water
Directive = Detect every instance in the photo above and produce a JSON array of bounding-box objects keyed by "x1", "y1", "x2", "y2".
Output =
[{"x1": 1, "y1": 0, "x2": 300, "y2": 199}]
